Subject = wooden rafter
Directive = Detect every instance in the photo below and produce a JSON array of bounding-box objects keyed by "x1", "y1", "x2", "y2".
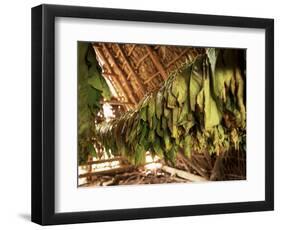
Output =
[
  {"x1": 144, "y1": 71, "x2": 160, "y2": 84},
  {"x1": 145, "y1": 45, "x2": 168, "y2": 80},
  {"x1": 93, "y1": 45, "x2": 135, "y2": 109},
  {"x1": 136, "y1": 53, "x2": 149, "y2": 68},
  {"x1": 102, "y1": 44, "x2": 138, "y2": 105},
  {"x1": 103, "y1": 73, "x2": 127, "y2": 100},
  {"x1": 115, "y1": 44, "x2": 146, "y2": 97},
  {"x1": 126, "y1": 72, "x2": 132, "y2": 80},
  {"x1": 94, "y1": 46, "x2": 124, "y2": 93},
  {"x1": 127, "y1": 44, "x2": 136, "y2": 56},
  {"x1": 165, "y1": 50, "x2": 189, "y2": 68}
]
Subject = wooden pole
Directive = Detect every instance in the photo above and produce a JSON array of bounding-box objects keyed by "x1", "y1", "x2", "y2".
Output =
[{"x1": 87, "y1": 155, "x2": 93, "y2": 182}]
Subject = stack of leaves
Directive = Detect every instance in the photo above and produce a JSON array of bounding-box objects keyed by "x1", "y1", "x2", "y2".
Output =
[
  {"x1": 95, "y1": 48, "x2": 246, "y2": 165},
  {"x1": 78, "y1": 42, "x2": 112, "y2": 164}
]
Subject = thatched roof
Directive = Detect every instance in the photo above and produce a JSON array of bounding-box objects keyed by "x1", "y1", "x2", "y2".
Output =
[{"x1": 93, "y1": 43, "x2": 204, "y2": 110}]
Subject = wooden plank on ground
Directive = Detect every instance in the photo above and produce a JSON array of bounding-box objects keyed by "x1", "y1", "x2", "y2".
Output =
[{"x1": 162, "y1": 165, "x2": 207, "y2": 182}]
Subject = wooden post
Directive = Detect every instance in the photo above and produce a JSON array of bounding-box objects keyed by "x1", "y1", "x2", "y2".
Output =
[{"x1": 87, "y1": 155, "x2": 93, "y2": 182}]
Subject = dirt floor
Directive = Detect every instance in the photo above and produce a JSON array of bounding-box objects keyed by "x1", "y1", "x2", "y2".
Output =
[{"x1": 79, "y1": 166, "x2": 190, "y2": 187}]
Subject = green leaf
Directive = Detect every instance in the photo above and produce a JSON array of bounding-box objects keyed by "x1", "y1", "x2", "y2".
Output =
[
  {"x1": 148, "y1": 129, "x2": 155, "y2": 143},
  {"x1": 153, "y1": 137, "x2": 164, "y2": 158},
  {"x1": 140, "y1": 105, "x2": 147, "y2": 121},
  {"x1": 189, "y1": 57, "x2": 203, "y2": 111},
  {"x1": 156, "y1": 120, "x2": 164, "y2": 137},
  {"x1": 156, "y1": 91, "x2": 163, "y2": 119},
  {"x1": 163, "y1": 130, "x2": 172, "y2": 151},
  {"x1": 147, "y1": 97, "x2": 156, "y2": 128},
  {"x1": 183, "y1": 135, "x2": 192, "y2": 158},
  {"x1": 88, "y1": 144, "x2": 97, "y2": 158},
  {"x1": 178, "y1": 101, "x2": 189, "y2": 125},
  {"x1": 161, "y1": 116, "x2": 168, "y2": 130},
  {"x1": 171, "y1": 107, "x2": 178, "y2": 138},
  {"x1": 167, "y1": 92, "x2": 177, "y2": 108},
  {"x1": 139, "y1": 122, "x2": 148, "y2": 145},
  {"x1": 86, "y1": 44, "x2": 111, "y2": 100},
  {"x1": 166, "y1": 144, "x2": 178, "y2": 164},
  {"x1": 171, "y1": 72, "x2": 187, "y2": 105},
  {"x1": 135, "y1": 144, "x2": 146, "y2": 165},
  {"x1": 202, "y1": 58, "x2": 221, "y2": 130},
  {"x1": 87, "y1": 86, "x2": 102, "y2": 109}
]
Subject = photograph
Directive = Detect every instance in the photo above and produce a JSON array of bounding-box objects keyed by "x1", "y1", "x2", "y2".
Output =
[
  {"x1": 77, "y1": 42, "x2": 246, "y2": 187},
  {"x1": 30, "y1": 4, "x2": 274, "y2": 225}
]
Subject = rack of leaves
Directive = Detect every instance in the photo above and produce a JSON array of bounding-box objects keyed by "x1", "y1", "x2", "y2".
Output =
[
  {"x1": 95, "y1": 48, "x2": 246, "y2": 166},
  {"x1": 78, "y1": 42, "x2": 112, "y2": 164}
]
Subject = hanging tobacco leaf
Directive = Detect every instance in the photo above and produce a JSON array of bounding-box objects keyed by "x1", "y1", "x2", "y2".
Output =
[
  {"x1": 94, "y1": 48, "x2": 246, "y2": 166},
  {"x1": 78, "y1": 42, "x2": 113, "y2": 164}
]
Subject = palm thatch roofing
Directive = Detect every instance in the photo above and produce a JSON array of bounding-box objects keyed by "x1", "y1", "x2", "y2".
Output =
[{"x1": 93, "y1": 43, "x2": 205, "y2": 109}]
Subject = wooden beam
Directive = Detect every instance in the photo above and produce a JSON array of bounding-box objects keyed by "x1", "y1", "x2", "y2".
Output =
[
  {"x1": 136, "y1": 53, "x2": 149, "y2": 68},
  {"x1": 85, "y1": 157, "x2": 123, "y2": 165},
  {"x1": 99, "y1": 100, "x2": 134, "y2": 106},
  {"x1": 101, "y1": 44, "x2": 138, "y2": 105},
  {"x1": 162, "y1": 165, "x2": 207, "y2": 182},
  {"x1": 165, "y1": 50, "x2": 189, "y2": 68},
  {"x1": 127, "y1": 44, "x2": 136, "y2": 56},
  {"x1": 144, "y1": 71, "x2": 160, "y2": 84},
  {"x1": 79, "y1": 166, "x2": 135, "y2": 178},
  {"x1": 127, "y1": 72, "x2": 132, "y2": 80},
  {"x1": 102, "y1": 72, "x2": 119, "y2": 79},
  {"x1": 145, "y1": 45, "x2": 168, "y2": 80},
  {"x1": 115, "y1": 44, "x2": 146, "y2": 97}
]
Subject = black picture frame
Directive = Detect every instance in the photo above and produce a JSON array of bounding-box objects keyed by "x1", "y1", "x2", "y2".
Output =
[{"x1": 31, "y1": 4, "x2": 274, "y2": 225}]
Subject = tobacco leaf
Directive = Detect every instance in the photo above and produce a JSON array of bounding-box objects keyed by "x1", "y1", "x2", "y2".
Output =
[
  {"x1": 94, "y1": 48, "x2": 246, "y2": 165},
  {"x1": 171, "y1": 72, "x2": 188, "y2": 105},
  {"x1": 156, "y1": 91, "x2": 163, "y2": 119},
  {"x1": 153, "y1": 137, "x2": 164, "y2": 158},
  {"x1": 135, "y1": 144, "x2": 146, "y2": 165},
  {"x1": 147, "y1": 97, "x2": 156, "y2": 128}
]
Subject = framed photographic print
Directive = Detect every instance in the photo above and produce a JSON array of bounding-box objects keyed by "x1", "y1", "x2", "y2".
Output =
[{"x1": 31, "y1": 4, "x2": 274, "y2": 225}]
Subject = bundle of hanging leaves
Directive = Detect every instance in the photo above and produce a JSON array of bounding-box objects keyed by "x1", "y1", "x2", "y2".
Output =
[
  {"x1": 95, "y1": 48, "x2": 246, "y2": 165},
  {"x1": 78, "y1": 42, "x2": 112, "y2": 164}
]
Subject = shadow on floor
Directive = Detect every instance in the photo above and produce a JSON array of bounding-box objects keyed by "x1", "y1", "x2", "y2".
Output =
[{"x1": 18, "y1": 213, "x2": 31, "y2": 222}]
